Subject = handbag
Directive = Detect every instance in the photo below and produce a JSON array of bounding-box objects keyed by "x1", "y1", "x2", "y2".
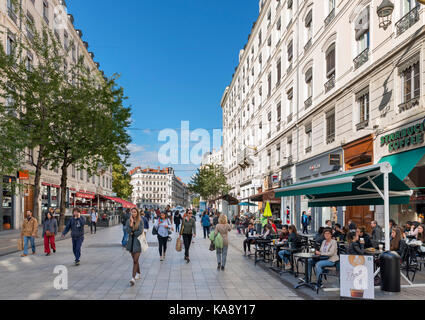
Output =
[
  {"x1": 45, "y1": 230, "x2": 53, "y2": 237},
  {"x1": 138, "y1": 232, "x2": 149, "y2": 253},
  {"x1": 176, "y1": 237, "x2": 182, "y2": 252},
  {"x1": 152, "y1": 225, "x2": 158, "y2": 236},
  {"x1": 17, "y1": 238, "x2": 24, "y2": 251},
  {"x1": 209, "y1": 241, "x2": 215, "y2": 251}
]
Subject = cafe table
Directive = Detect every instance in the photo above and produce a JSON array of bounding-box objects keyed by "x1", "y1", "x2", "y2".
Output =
[
  {"x1": 254, "y1": 239, "x2": 272, "y2": 265},
  {"x1": 293, "y1": 252, "x2": 317, "y2": 291},
  {"x1": 246, "y1": 236, "x2": 260, "y2": 257}
]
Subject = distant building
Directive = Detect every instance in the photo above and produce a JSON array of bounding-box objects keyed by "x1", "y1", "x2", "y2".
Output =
[{"x1": 130, "y1": 167, "x2": 189, "y2": 208}]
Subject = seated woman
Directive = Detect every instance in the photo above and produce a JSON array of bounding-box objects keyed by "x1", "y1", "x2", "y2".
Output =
[
  {"x1": 307, "y1": 228, "x2": 339, "y2": 288},
  {"x1": 390, "y1": 227, "x2": 402, "y2": 255},
  {"x1": 260, "y1": 224, "x2": 275, "y2": 240},
  {"x1": 408, "y1": 222, "x2": 420, "y2": 239},
  {"x1": 332, "y1": 224, "x2": 345, "y2": 242},
  {"x1": 278, "y1": 225, "x2": 298, "y2": 270},
  {"x1": 417, "y1": 225, "x2": 425, "y2": 254},
  {"x1": 346, "y1": 232, "x2": 365, "y2": 255}
]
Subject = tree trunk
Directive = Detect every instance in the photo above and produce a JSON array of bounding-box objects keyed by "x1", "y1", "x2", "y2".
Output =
[
  {"x1": 32, "y1": 145, "x2": 44, "y2": 223},
  {"x1": 58, "y1": 158, "x2": 68, "y2": 232}
]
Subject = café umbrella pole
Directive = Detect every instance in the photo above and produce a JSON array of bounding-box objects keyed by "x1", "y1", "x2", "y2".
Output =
[{"x1": 384, "y1": 171, "x2": 390, "y2": 251}]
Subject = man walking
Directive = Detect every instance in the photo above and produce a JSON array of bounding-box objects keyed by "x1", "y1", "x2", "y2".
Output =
[
  {"x1": 90, "y1": 208, "x2": 98, "y2": 234},
  {"x1": 21, "y1": 210, "x2": 38, "y2": 257},
  {"x1": 301, "y1": 211, "x2": 310, "y2": 234},
  {"x1": 121, "y1": 209, "x2": 131, "y2": 247},
  {"x1": 61, "y1": 208, "x2": 86, "y2": 266},
  {"x1": 174, "y1": 210, "x2": 182, "y2": 233}
]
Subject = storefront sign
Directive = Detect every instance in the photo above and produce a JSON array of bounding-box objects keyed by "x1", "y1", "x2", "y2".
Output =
[
  {"x1": 340, "y1": 255, "x2": 374, "y2": 300},
  {"x1": 17, "y1": 170, "x2": 29, "y2": 180},
  {"x1": 380, "y1": 119, "x2": 425, "y2": 152},
  {"x1": 309, "y1": 164, "x2": 321, "y2": 171},
  {"x1": 76, "y1": 192, "x2": 95, "y2": 199},
  {"x1": 296, "y1": 148, "x2": 343, "y2": 179}
]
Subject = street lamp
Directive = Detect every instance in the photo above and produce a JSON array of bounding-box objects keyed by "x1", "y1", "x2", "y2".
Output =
[{"x1": 377, "y1": 0, "x2": 394, "y2": 30}]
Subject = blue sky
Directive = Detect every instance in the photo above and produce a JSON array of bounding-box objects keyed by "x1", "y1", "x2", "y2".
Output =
[{"x1": 67, "y1": 0, "x2": 259, "y2": 182}]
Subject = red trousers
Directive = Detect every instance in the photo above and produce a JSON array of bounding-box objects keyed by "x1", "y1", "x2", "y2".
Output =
[{"x1": 44, "y1": 235, "x2": 56, "y2": 254}]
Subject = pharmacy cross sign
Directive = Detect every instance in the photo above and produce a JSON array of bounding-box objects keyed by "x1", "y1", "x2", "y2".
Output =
[{"x1": 380, "y1": 119, "x2": 425, "y2": 152}]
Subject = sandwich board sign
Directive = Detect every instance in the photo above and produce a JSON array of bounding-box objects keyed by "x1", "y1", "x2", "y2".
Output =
[{"x1": 340, "y1": 254, "x2": 374, "y2": 299}]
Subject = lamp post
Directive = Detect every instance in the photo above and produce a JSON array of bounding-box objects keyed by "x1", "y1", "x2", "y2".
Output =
[{"x1": 377, "y1": 0, "x2": 394, "y2": 30}]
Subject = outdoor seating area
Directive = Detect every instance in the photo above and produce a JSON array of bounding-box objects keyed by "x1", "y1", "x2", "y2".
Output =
[{"x1": 241, "y1": 220, "x2": 425, "y2": 295}]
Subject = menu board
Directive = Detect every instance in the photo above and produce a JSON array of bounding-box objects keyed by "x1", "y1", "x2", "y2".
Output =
[{"x1": 340, "y1": 254, "x2": 374, "y2": 300}]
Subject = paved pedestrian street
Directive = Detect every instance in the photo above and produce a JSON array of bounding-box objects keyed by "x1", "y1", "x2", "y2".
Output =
[{"x1": 0, "y1": 224, "x2": 304, "y2": 300}]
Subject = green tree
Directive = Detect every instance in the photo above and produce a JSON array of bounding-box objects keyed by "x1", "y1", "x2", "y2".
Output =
[
  {"x1": 112, "y1": 160, "x2": 133, "y2": 201},
  {"x1": 0, "y1": 13, "x2": 73, "y2": 221},
  {"x1": 188, "y1": 164, "x2": 230, "y2": 201}
]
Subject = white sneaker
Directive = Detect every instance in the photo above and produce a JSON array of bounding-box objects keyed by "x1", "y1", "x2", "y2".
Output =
[
  {"x1": 135, "y1": 273, "x2": 141, "y2": 280},
  {"x1": 130, "y1": 278, "x2": 135, "y2": 286}
]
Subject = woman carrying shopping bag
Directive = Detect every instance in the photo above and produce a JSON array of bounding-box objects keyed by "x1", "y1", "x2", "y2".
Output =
[
  {"x1": 211, "y1": 214, "x2": 231, "y2": 271},
  {"x1": 179, "y1": 211, "x2": 196, "y2": 263}
]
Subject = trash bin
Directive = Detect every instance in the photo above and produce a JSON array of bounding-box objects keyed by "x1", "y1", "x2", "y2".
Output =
[{"x1": 380, "y1": 251, "x2": 401, "y2": 292}]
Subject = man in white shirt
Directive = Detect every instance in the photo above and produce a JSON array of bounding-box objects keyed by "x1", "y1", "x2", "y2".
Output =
[{"x1": 90, "y1": 209, "x2": 98, "y2": 234}]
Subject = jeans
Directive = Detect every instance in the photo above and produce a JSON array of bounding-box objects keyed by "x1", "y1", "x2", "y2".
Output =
[
  {"x1": 216, "y1": 246, "x2": 228, "y2": 267},
  {"x1": 302, "y1": 224, "x2": 308, "y2": 234},
  {"x1": 158, "y1": 235, "x2": 168, "y2": 256},
  {"x1": 23, "y1": 236, "x2": 35, "y2": 255},
  {"x1": 90, "y1": 221, "x2": 97, "y2": 233},
  {"x1": 72, "y1": 237, "x2": 84, "y2": 262},
  {"x1": 203, "y1": 226, "x2": 211, "y2": 239},
  {"x1": 307, "y1": 258, "x2": 335, "y2": 284},
  {"x1": 278, "y1": 250, "x2": 291, "y2": 264},
  {"x1": 175, "y1": 224, "x2": 180, "y2": 233},
  {"x1": 182, "y1": 234, "x2": 192, "y2": 258},
  {"x1": 122, "y1": 225, "x2": 129, "y2": 246}
]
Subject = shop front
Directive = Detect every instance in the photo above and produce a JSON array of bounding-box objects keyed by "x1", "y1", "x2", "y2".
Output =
[
  {"x1": 249, "y1": 173, "x2": 281, "y2": 220},
  {"x1": 0, "y1": 176, "x2": 16, "y2": 231},
  {"x1": 375, "y1": 118, "x2": 425, "y2": 227},
  {"x1": 343, "y1": 134, "x2": 375, "y2": 233},
  {"x1": 294, "y1": 148, "x2": 344, "y2": 233}
]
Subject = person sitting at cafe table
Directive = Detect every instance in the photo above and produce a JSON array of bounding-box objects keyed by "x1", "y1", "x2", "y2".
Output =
[
  {"x1": 404, "y1": 221, "x2": 412, "y2": 234},
  {"x1": 260, "y1": 224, "x2": 275, "y2": 240},
  {"x1": 307, "y1": 228, "x2": 339, "y2": 288},
  {"x1": 277, "y1": 225, "x2": 298, "y2": 270},
  {"x1": 268, "y1": 219, "x2": 278, "y2": 234},
  {"x1": 278, "y1": 225, "x2": 289, "y2": 242},
  {"x1": 332, "y1": 224, "x2": 345, "y2": 242},
  {"x1": 347, "y1": 232, "x2": 365, "y2": 255},
  {"x1": 356, "y1": 226, "x2": 373, "y2": 249},
  {"x1": 416, "y1": 225, "x2": 425, "y2": 253},
  {"x1": 408, "y1": 222, "x2": 420, "y2": 238},
  {"x1": 243, "y1": 223, "x2": 257, "y2": 255},
  {"x1": 390, "y1": 227, "x2": 403, "y2": 255},
  {"x1": 315, "y1": 227, "x2": 325, "y2": 245},
  {"x1": 389, "y1": 219, "x2": 397, "y2": 230},
  {"x1": 348, "y1": 220, "x2": 357, "y2": 232}
]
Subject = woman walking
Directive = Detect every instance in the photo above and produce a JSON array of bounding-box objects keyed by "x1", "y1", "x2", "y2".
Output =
[
  {"x1": 21, "y1": 210, "x2": 38, "y2": 257},
  {"x1": 179, "y1": 210, "x2": 196, "y2": 263},
  {"x1": 42, "y1": 211, "x2": 58, "y2": 256},
  {"x1": 214, "y1": 214, "x2": 232, "y2": 271},
  {"x1": 154, "y1": 211, "x2": 172, "y2": 261},
  {"x1": 125, "y1": 208, "x2": 144, "y2": 286}
]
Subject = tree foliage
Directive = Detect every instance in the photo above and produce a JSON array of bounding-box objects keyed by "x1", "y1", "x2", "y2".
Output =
[
  {"x1": 188, "y1": 164, "x2": 230, "y2": 201},
  {"x1": 112, "y1": 158, "x2": 133, "y2": 201}
]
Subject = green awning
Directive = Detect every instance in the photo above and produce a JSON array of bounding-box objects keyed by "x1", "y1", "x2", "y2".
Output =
[
  {"x1": 274, "y1": 163, "x2": 413, "y2": 208},
  {"x1": 378, "y1": 146, "x2": 425, "y2": 181}
]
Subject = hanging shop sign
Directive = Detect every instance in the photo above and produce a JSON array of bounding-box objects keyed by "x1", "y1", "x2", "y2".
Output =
[
  {"x1": 17, "y1": 170, "x2": 29, "y2": 180},
  {"x1": 340, "y1": 254, "x2": 374, "y2": 300},
  {"x1": 76, "y1": 192, "x2": 95, "y2": 200},
  {"x1": 380, "y1": 119, "x2": 425, "y2": 152}
]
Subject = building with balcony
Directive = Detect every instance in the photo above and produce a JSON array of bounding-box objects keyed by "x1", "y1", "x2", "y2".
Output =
[
  {"x1": 0, "y1": 0, "x2": 113, "y2": 232},
  {"x1": 221, "y1": 0, "x2": 425, "y2": 232}
]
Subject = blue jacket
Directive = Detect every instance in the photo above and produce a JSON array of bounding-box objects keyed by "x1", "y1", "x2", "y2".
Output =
[
  {"x1": 142, "y1": 216, "x2": 149, "y2": 230},
  {"x1": 62, "y1": 217, "x2": 86, "y2": 239},
  {"x1": 201, "y1": 214, "x2": 211, "y2": 227}
]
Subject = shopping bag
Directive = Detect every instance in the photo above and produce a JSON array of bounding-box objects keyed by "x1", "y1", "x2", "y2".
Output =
[
  {"x1": 17, "y1": 238, "x2": 24, "y2": 251},
  {"x1": 176, "y1": 237, "x2": 182, "y2": 252},
  {"x1": 138, "y1": 232, "x2": 149, "y2": 253}
]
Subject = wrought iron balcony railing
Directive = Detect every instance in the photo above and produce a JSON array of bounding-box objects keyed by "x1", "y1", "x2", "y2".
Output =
[
  {"x1": 324, "y1": 74, "x2": 335, "y2": 93},
  {"x1": 399, "y1": 97, "x2": 419, "y2": 113},
  {"x1": 396, "y1": 6, "x2": 420, "y2": 36},
  {"x1": 356, "y1": 119, "x2": 369, "y2": 131},
  {"x1": 325, "y1": 8, "x2": 335, "y2": 27},
  {"x1": 353, "y1": 48, "x2": 369, "y2": 69},
  {"x1": 304, "y1": 96, "x2": 312, "y2": 109}
]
